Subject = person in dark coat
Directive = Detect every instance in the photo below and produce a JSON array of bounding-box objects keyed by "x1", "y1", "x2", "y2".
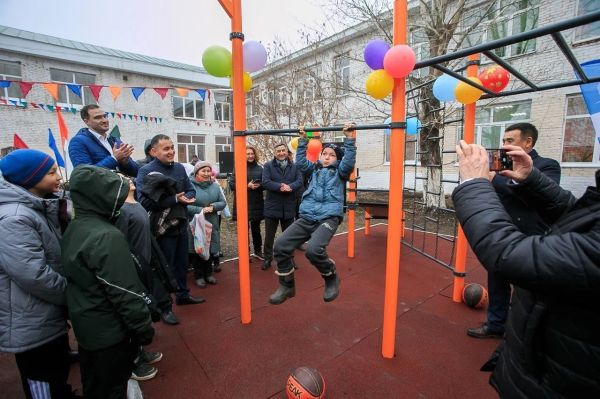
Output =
[
  {"x1": 136, "y1": 139, "x2": 154, "y2": 168},
  {"x1": 228, "y1": 146, "x2": 265, "y2": 258},
  {"x1": 468, "y1": 122, "x2": 561, "y2": 339},
  {"x1": 261, "y1": 143, "x2": 303, "y2": 270},
  {"x1": 453, "y1": 140, "x2": 600, "y2": 399}
]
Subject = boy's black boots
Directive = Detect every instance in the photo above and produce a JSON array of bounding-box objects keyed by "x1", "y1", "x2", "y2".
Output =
[
  {"x1": 269, "y1": 274, "x2": 295, "y2": 305},
  {"x1": 323, "y1": 273, "x2": 340, "y2": 302}
]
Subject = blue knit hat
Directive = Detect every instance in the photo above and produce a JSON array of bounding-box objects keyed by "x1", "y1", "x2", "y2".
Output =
[
  {"x1": 322, "y1": 143, "x2": 344, "y2": 160},
  {"x1": 0, "y1": 149, "x2": 55, "y2": 188}
]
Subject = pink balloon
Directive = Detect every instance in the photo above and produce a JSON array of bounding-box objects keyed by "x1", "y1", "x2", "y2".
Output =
[{"x1": 383, "y1": 45, "x2": 416, "y2": 79}]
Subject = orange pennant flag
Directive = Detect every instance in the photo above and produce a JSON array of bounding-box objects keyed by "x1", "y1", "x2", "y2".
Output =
[
  {"x1": 109, "y1": 86, "x2": 121, "y2": 101},
  {"x1": 42, "y1": 83, "x2": 59, "y2": 101},
  {"x1": 56, "y1": 108, "x2": 70, "y2": 146},
  {"x1": 175, "y1": 88, "x2": 189, "y2": 97}
]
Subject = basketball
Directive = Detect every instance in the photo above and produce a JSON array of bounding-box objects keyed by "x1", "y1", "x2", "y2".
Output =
[
  {"x1": 286, "y1": 366, "x2": 326, "y2": 399},
  {"x1": 462, "y1": 283, "x2": 489, "y2": 309}
]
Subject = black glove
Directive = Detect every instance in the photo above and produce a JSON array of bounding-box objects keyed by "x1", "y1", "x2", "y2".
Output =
[{"x1": 132, "y1": 327, "x2": 155, "y2": 347}]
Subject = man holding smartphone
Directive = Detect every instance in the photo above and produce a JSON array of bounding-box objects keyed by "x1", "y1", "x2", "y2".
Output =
[{"x1": 468, "y1": 122, "x2": 561, "y2": 339}]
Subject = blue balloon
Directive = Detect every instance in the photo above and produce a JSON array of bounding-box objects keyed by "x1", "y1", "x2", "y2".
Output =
[
  {"x1": 406, "y1": 117, "x2": 421, "y2": 135},
  {"x1": 383, "y1": 117, "x2": 391, "y2": 135},
  {"x1": 433, "y1": 74, "x2": 458, "y2": 102}
]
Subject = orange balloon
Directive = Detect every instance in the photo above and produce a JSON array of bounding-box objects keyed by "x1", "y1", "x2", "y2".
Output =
[
  {"x1": 455, "y1": 77, "x2": 483, "y2": 105},
  {"x1": 306, "y1": 139, "x2": 322, "y2": 162}
]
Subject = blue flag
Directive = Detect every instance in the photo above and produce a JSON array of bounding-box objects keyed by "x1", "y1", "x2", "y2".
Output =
[
  {"x1": 67, "y1": 84, "x2": 81, "y2": 98},
  {"x1": 194, "y1": 89, "x2": 206, "y2": 101},
  {"x1": 48, "y1": 129, "x2": 65, "y2": 167},
  {"x1": 580, "y1": 60, "x2": 600, "y2": 155}
]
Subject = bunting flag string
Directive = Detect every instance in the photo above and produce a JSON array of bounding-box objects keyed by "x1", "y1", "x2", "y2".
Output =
[{"x1": 0, "y1": 80, "x2": 222, "y2": 103}]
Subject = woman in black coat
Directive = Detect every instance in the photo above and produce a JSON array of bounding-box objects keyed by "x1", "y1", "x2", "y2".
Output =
[{"x1": 229, "y1": 146, "x2": 264, "y2": 258}]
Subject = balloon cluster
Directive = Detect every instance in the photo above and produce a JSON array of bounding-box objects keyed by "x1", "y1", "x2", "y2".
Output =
[
  {"x1": 363, "y1": 40, "x2": 416, "y2": 99},
  {"x1": 432, "y1": 65, "x2": 510, "y2": 104},
  {"x1": 201, "y1": 41, "x2": 268, "y2": 93}
]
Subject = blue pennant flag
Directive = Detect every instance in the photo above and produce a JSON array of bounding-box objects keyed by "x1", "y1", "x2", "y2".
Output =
[
  {"x1": 579, "y1": 60, "x2": 600, "y2": 154},
  {"x1": 48, "y1": 129, "x2": 65, "y2": 168},
  {"x1": 131, "y1": 87, "x2": 145, "y2": 101},
  {"x1": 194, "y1": 89, "x2": 206, "y2": 101},
  {"x1": 9, "y1": 99, "x2": 18, "y2": 106},
  {"x1": 0, "y1": 80, "x2": 10, "y2": 88},
  {"x1": 67, "y1": 84, "x2": 81, "y2": 98}
]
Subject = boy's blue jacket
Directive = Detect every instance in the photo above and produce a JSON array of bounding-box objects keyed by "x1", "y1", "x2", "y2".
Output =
[{"x1": 296, "y1": 137, "x2": 356, "y2": 221}]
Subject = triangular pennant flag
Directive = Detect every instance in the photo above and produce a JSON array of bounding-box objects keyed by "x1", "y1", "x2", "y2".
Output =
[
  {"x1": 154, "y1": 88, "x2": 169, "y2": 99},
  {"x1": 56, "y1": 108, "x2": 69, "y2": 146},
  {"x1": 144, "y1": 116, "x2": 148, "y2": 122},
  {"x1": 55, "y1": 106, "x2": 61, "y2": 111},
  {"x1": 0, "y1": 80, "x2": 10, "y2": 88},
  {"x1": 207, "y1": 89, "x2": 211, "y2": 103},
  {"x1": 88, "y1": 85, "x2": 103, "y2": 101},
  {"x1": 47, "y1": 105, "x2": 55, "y2": 112},
  {"x1": 109, "y1": 125, "x2": 121, "y2": 139},
  {"x1": 116, "y1": 112, "x2": 122, "y2": 119},
  {"x1": 70, "y1": 107, "x2": 77, "y2": 115},
  {"x1": 109, "y1": 86, "x2": 121, "y2": 101},
  {"x1": 48, "y1": 129, "x2": 65, "y2": 168},
  {"x1": 128, "y1": 114, "x2": 133, "y2": 120},
  {"x1": 39, "y1": 103, "x2": 46, "y2": 111},
  {"x1": 194, "y1": 89, "x2": 206, "y2": 101},
  {"x1": 0, "y1": 98, "x2": 6, "y2": 104},
  {"x1": 9, "y1": 100, "x2": 18, "y2": 106},
  {"x1": 131, "y1": 87, "x2": 145, "y2": 101},
  {"x1": 67, "y1": 84, "x2": 82, "y2": 98},
  {"x1": 42, "y1": 83, "x2": 59, "y2": 101},
  {"x1": 158, "y1": 117, "x2": 162, "y2": 123},
  {"x1": 175, "y1": 88, "x2": 189, "y2": 97},
  {"x1": 13, "y1": 133, "x2": 29, "y2": 149},
  {"x1": 111, "y1": 112, "x2": 115, "y2": 118},
  {"x1": 19, "y1": 82, "x2": 33, "y2": 97},
  {"x1": 149, "y1": 117, "x2": 154, "y2": 122},
  {"x1": 30, "y1": 102, "x2": 38, "y2": 108},
  {"x1": 134, "y1": 115, "x2": 138, "y2": 121},
  {"x1": 196, "y1": 121, "x2": 200, "y2": 126},
  {"x1": 20, "y1": 101, "x2": 28, "y2": 107}
]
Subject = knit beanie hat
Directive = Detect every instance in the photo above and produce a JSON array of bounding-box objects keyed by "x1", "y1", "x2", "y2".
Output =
[
  {"x1": 0, "y1": 149, "x2": 55, "y2": 188},
  {"x1": 193, "y1": 160, "x2": 212, "y2": 175},
  {"x1": 322, "y1": 143, "x2": 344, "y2": 160}
]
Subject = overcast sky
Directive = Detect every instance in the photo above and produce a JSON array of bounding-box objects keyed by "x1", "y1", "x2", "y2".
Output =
[{"x1": 0, "y1": 0, "x2": 329, "y2": 66}]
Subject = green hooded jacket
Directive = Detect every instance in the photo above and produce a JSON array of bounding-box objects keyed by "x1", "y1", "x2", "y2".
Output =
[{"x1": 62, "y1": 165, "x2": 153, "y2": 351}]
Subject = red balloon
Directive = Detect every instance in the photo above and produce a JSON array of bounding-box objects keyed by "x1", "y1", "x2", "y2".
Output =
[
  {"x1": 306, "y1": 139, "x2": 322, "y2": 162},
  {"x1": 383, "y1": 45, "x2": 416, "y2": 78},
  {"x1": 478, "y1": 66, "x2": 510, "y2": 93}
]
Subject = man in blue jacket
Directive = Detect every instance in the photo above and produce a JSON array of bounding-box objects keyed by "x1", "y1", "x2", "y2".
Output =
[
  {"x1": 467, "y1": 122, "x2": 561, "y2": 339},
  {"x1": 269, "y1": 123, "x2": 356, "y2": 305},
  {"x1": 69, "y1": 105, "x2": 139, "y2": 176}
]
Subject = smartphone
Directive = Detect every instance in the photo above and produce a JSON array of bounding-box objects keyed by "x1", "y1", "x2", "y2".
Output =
[{"x1": 487, "y1": 149, "x2": 513, "y2": 171}]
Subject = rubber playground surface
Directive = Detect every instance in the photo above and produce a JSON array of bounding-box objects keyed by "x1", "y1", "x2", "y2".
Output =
[{"x1": 0, "y1": 224, "x2": 499, "y2": 398}]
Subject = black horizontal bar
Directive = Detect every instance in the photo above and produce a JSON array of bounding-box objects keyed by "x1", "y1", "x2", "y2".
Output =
[
  {"x1": 414, "y1": 10, "x2": 600, "y2": 69},
  {"x1": 482, "y1": 50, "x2": 538, "y2": 90},
  {"x1": 432, "y1": 64, "x2": 496, "y2": 95},
  {"x1": 550, "y1": 32, "x2": 588, "y2": 83},
  {"x1": 243, "y1": 123, "x2": 400, "y2": 136},
  {"x1": 483, "y1": 75, "x2": 600, "y2": 99}
]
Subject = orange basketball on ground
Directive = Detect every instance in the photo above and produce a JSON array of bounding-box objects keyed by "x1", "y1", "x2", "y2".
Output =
[
  {"x1": 286, "y1": 366, "x2": 326, "y2": 399},
  {"x1": 462, "y1": 283, "x2": 489, "y2": 309}
]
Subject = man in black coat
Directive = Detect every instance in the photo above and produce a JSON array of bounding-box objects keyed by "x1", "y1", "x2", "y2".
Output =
[
  {"x1": 261, "y1": 143, "x2": 303, "y2": 270},
  {"x1": 468, "y1": 122, "x2": 561, "y2": 339},
  {"x1": 453, "y1": 140, "x2": 599, "y2": 398}
]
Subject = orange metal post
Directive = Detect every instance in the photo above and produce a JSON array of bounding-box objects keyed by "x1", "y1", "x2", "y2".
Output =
[
  {"x1": 347, "y1": 162, "x2": 357, "y2": 258},
  {"x1": 364, "y1": 209, "x2": 371, "y2": 235},
  {"x1": 452, "y1": 53, "x2": 479, "y2": 303},
  {"x1": 218, "y1": 0, "x2": 251, "y2": 323},
  {"x1": 382, "y1": 0, "x2": 407, "y2": 359}
]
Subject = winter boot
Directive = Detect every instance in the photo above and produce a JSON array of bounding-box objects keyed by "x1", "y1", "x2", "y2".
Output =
[
  {"x1": 323, "y1": 273, "x2": 340, "y2": 302},
  {"x1": 269, "y1": 274, "x2": 295, "y2": 305}
]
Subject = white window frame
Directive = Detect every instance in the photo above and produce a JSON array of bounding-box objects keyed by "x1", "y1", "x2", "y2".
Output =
[
  {"x1": 560, "y1": 93, "x2": 600, "y2": 166},
  {"x1": 334, "y1": 55, "x2": 351, "y2": 95},
  {"x1": 176, "y1": 133, "x2": 206, "y2": 163},
  {"x1": 214, "y1": 94, "x2": 231, "y2": 122},
  {"x1": 0, "y1": 60, "x2": 22, "y2": 101},
  {"x1": 474, "y1": 100, "x2": 532, "y2": 148},
  {"x1": 384, "y1": 131, "x2": 419, "y2": 165},
  {"x1": 173, "y1": 92, "x2": 205, "y2": 120},
  {"x1": 50, "y1": 68, "x2": 96, "y2": 107},
  {"x1": 573, "y1": 0, "x2": 600, "y2": 43}
]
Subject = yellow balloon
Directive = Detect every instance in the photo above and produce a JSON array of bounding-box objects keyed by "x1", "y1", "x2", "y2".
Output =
[
  {"x1": 454, "y1": 77, "x2": 483, "y2": 104},
  {"x1": 289, "y1": 137, "x2": 299, "y2": 151},
  {"x1": 229, "y1": 72, "x2": 253, "y2": 92},
  {"x1": 365, "y1": 69, "x2": 394, "y2": 100}
]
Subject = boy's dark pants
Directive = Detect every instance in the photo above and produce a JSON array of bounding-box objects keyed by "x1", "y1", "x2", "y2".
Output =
[
  {"x1": 264, "y1": 217, "x2": 294, "y2": 261},
  {"x1": 157, "y1": 224, "x2": 190, "y2": 299},
  {"x1": 15, "y1": 333, "x2": 72, "y2": 399},
  {"x1": 79, "y1": 339, "x2": 138, "y2": 399},
  {"x1": 274, "y1": 217, "x2": 340, "y2": 275}
]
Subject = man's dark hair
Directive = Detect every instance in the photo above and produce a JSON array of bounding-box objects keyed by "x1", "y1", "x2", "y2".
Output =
[
  {"x1": 505, "y1": 122, "x2": 538, "y2": 147},
  {"x1": 274, "y1": 143, "x2": 287, "y2": 151},
  {"x1": 80, "y1": 104, "x2": 101, "y2": 121},
  {"x1": 150, "y1": 134, "x2": 171, "y2": 149}
]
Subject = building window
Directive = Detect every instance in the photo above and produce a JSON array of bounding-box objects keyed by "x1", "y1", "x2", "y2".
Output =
[
  {"x1": 475, "y1": 101, "x2": 532, "y2": 147},
  {"x1": 384, "y1": 131, "x2": 417, "y2": 164},
  {"x1": 409, "y1": 29, "x2": 429, "y2": 77},
  {"x1": 177, "y1": 134, "x2": 205, "y2": 162},
  {"x1": 334, "y1": 56, "x2": 350, "y2": 93},
  {"x1": 575, "y1": 0, "x2": 600, "y2": 42},
  {"x1": 49, "y1": 68, "x2": 96, "y2": 106},
  {"x1": 173, "y1": 91, "x2": 205, "y2": 120},
  {"x1": 215, "y1": 136, "x2": 232, "y2": 162},
  {"x1": 562, "y1": 94, "x2": 598, "y2": 163},
  {"x1": 0, "y1": 60, "x2": 22, "y2": 100},
  {"x1": 214, "y1": 93, "x2": 231, "y2": 122}
]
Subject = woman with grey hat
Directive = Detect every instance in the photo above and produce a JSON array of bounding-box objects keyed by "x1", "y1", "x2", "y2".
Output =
[{"x1": 187, "y1": 161, "x2": 227, "y2": 287}]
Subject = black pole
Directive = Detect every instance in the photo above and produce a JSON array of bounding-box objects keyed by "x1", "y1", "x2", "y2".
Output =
[
  {"x1": 431, "y1": 64, "x2": 496, "y2": 95},
  {"x1": 242, "y1": 123, "x2": 397, "y2": 136},
  {"x1": 550, "y1": 32, "x2": 589, "y2": 83},
  {"x1": 482, "y1": 50, "x2": 538, "y2": 90},
  {"x1": 482, "y1": 75, "x2": 600, "y2": 99}
]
